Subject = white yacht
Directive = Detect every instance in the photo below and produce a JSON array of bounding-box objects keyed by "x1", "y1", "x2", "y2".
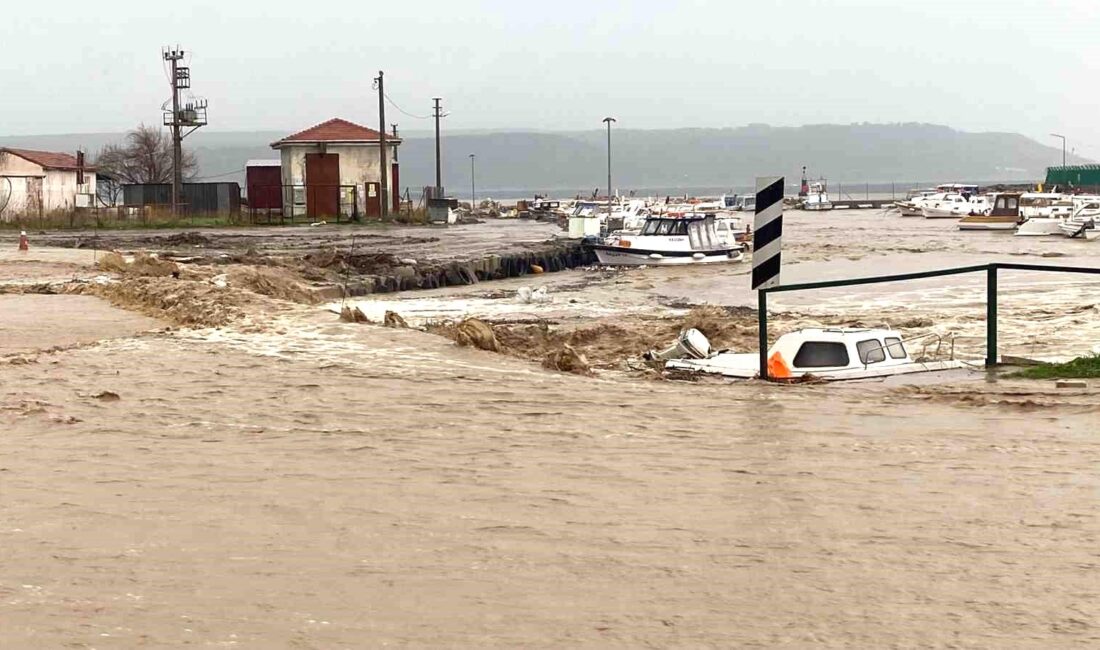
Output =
[
  {"x1": 591, "y1": 214, "x2": 745, "y2": 266},
  {"x1": 666, "y1": 327, "x2": 965, "y2": 381},
  {"x1": 922, "y1": 193, "x2": 990, "y2": 218}
]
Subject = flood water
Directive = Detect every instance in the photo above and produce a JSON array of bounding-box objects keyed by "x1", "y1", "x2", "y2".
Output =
[{"x1": 2, "y1": 211, "x2": 1099, "y2": 647}]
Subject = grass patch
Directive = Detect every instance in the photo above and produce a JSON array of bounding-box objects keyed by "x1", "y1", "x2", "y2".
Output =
[{"x1": 1008, "y1": 354, "x2": 1100, "y2": 379}]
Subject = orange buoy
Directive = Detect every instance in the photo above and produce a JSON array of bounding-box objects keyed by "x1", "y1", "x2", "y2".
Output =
[
  {"x1": 18, "y1": 230, "x2": 29, "y2": 252},
  {"x1": 767, "y1": 351, "x2": 792, "y2": 380}
]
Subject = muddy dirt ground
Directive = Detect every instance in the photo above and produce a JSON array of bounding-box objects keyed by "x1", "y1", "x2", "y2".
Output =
[{"x1": 1, "y1": 213, "x2": 1099, "y2": 647}]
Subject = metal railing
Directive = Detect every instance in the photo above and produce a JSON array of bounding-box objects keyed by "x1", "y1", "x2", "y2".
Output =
[{"x1": 757, "y1": 262, "x2": 1100, "y2": 381}]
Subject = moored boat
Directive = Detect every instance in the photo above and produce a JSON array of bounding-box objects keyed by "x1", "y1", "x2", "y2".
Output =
[
  {"x1": 590, "y1": 214, "x2": 745, "y2": 266},
  {"x1": 958, "y1": 192, "x2": 1021, "y2": 231}
]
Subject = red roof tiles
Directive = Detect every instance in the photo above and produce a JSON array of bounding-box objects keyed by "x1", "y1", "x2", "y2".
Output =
[
  {"x1": 271, "y1": 118, "x2": 401, "y2": 147},
  {"x1": 0, "y1": 148, "x2": 92, "y2": 171}
]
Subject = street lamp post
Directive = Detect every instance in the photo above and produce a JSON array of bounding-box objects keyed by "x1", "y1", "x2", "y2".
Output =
[
  {"x1": 1050, "y1": 133, "x2": 1067, "y2": 167},
  {"x1": 602, "y1": 117, "x2": 616, "y2": 216},
  {"x1": 469, "y1": 154, "x2": 476, "y2": 209}
]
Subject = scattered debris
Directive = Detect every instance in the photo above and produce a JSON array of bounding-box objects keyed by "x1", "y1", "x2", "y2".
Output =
[
  {"x1": 543, "y1": 344, "x2": 590, "y2": 375},
  {"x1": 516, "y1": 286, "x2": 550, "y2": 304},
  {"x1": 340, "y1": 305, "x2": 370, "y2": 323},
  {"x1": 383, "y1": 311, "x2": 409, "y2": 329},
  {"x1": 454, "y1": 319, "x2": 500, "y2": 352},
  {"x1": 1056, "y1": 379, "x2": 1087, "y2": 389},
  {"x1": 92, "y1": 391, "x2": 120, "y2": 401}
]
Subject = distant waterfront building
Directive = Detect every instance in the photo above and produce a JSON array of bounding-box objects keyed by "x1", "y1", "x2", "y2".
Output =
[
  {"x1": 0, "y1": 148, "x2": 96, "y2": 220},
  {"x1": 1045, "y1": 165, "x2": 1100, "y2": 192},
  {"x1": 270, "y1": 118, "x2": 401, "y2": 219}
]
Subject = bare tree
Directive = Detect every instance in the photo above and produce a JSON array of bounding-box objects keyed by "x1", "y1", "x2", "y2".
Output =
[{"x1": 94, "y1": 124, "x2": 198, "y2": 204}]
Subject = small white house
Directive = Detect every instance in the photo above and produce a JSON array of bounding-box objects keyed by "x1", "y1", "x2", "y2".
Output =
[
  {"x1": 0, "y1": 148, "x2": 96, "y2": 221},
  {"x1": 270, "y1": 118, "x2": 400, "y2": 219}
]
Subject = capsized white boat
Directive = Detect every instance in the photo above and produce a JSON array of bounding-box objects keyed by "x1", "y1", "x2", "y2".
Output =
[
  {"x1": 666, "y1": 327, "x2": 966, "y2": 381},
  {"x1": 591, "y1": 214, "x2": 745, "y2": 266}
]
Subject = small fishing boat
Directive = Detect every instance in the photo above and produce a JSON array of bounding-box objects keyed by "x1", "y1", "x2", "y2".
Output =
[
  {"x1": 666, "y1": 327, "x2": 965, "y2": 381},
  {"x1": 894, "y1": 189, "x2": 938, "y2": 216},
  {"x1": 590, "y1": 214, "x2": 745, "y2": 266},
  {"x1": 802, "y1": 180, "x2": 833, "y2": 211},
  {"x1": 958, "y1": 192, "x2": 1021, "y2": 231}
]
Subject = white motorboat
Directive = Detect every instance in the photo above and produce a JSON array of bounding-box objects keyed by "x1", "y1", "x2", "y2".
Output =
[
  {"x1": 1019, "y1": 193, "x2": 1073, "y2": 219},
  {"x1": 591, "y1": 214, "x2": 745, "y2": 266},
  {"x1": 1059, "y1": 201, "x2": 1100, "y2": 240},
  {"x1": 894, "y1": 189, "x2": 938, "y2": 216},
  {"x1": 922, "y1": 193, "x2": 990, "y2": 218},
  {"x1": 958, "y1": 192, "x2": 1021, "y2": 231},
  {"x1": 666, "y1": 327, "x2": 965, "y2": 381},
  {"x1": 724, "y1": 194, "x2": 756, "y2": 212}
]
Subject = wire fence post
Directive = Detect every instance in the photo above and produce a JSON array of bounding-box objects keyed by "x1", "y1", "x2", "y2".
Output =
[
  {"x1": 986, "y1": 265, "x2": 998, "y2": 366},
  {"x1": 758, "y1": 290, "x2": 769, "y2": 381}
]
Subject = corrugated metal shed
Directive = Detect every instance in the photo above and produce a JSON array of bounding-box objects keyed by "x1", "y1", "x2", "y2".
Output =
[
  {"x1": 123, "y1": 183, "x2": 241, "y2": 215},
  {"x1": 1045, "y1": 165, "x2": 1100, "y2": 188}
]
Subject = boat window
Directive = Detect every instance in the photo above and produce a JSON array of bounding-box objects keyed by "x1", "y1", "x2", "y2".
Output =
[
  {"x1": 995, "y1": 197, "x2": 1006, "y2": 210},
  {"x1": 642, "y1": 220, "x2": 661, "y2": 235},
  {"x1": 1006, "y1": 197, "x2": 1018, "y2": 211},
  {"x1": 655, "y1": 220, "x2": 674, "y2": 235},
  {"x1": 792, "y1": 342, "x2": 850, "y2": 368},
  {"x1": 670, "y1": 220, "x2": 689, "y2": 236},
  {"x1": 857, "y1": 339, "x2": 886, "y2": 364},
  {"x1": 884, "y1": 337, "x2": 907, "y2": 360}
]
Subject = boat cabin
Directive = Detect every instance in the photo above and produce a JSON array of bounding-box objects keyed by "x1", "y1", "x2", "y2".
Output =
[
  {"x1": 989, "y1": 192, "x2": 1021, "y2": 217},
  {"x1": 665, "y1": 326, "x2": 964, "y2": 381}
]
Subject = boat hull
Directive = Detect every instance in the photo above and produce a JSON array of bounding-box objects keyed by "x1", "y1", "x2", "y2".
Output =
[
  {"x1": 957, "y1": 218, "x2": 1019, "y2": 231},
  {"x1": 666, "y1": 354, "x2": 966, "y2": 381},
  {"x1": 591, "y1": 245, "x2": 744, "y2": 266},
  {"x1": 1015, "y1": 218, "x2": 1064, "y2": 236}
]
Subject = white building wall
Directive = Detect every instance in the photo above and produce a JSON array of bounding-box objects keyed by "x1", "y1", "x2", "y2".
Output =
[
  {"x1": 278, "y1": 143, "x2": 398, "y2": 216},
  {"x1": 0, "y1": 152, "x2": 97, "y2": 220}
]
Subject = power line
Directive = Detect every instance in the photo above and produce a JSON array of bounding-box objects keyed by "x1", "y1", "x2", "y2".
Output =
[
  {"x1": 384, "y1": 93, "x2": 433, "y2": 120},
  {"x1": 194, "y1": 168, "x2": 245, "y2": 180}
]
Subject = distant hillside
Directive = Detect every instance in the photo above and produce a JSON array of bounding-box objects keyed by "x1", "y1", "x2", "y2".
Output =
[{"x1": 2, "y1": 123, "x2": 1084, "y2": 196}]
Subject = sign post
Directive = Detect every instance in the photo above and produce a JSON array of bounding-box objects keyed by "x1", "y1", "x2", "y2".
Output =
[{"x1": 752, "y1": 176, "x2": 784, "y2": 380}]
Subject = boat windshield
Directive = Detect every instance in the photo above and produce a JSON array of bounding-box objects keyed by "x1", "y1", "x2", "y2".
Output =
[{"x1": 642, "y1": 219, "x2": 690, "y2": 236}]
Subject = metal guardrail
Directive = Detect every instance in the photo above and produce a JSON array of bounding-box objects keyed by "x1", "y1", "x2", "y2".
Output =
[{"x1": 756, "y1": 262, "x2": 1100, "y2": 380}]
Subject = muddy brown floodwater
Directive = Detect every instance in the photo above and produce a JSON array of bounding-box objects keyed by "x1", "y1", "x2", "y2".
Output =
[{"x1": 1, "y1": 212, "x2": 1098, "y2": 648}]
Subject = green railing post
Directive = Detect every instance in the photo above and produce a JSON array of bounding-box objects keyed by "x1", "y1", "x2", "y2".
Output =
[
  {"x1": 758, "y1": 290, "x2": 769, "y2": 381},
  {"x1": 986, "y1": 265, "x2": 998, "y2": 366}
]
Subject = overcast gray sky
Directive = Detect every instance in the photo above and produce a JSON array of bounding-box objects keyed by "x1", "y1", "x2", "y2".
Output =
[{"x1": 2, "y1": 0, "x2": 1097, "y2": 156}]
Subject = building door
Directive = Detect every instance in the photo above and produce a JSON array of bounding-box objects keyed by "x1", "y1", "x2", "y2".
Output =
[
  {"x1": 305, "y1": 153, "x2": 340, "y2": 218},
  {"x1": 364, "y1": 182, "x2": 381, "y2": 218}
]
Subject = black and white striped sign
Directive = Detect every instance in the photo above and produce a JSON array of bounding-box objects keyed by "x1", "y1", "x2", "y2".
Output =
[{"x1": 751, "y1": 176, "x2": 784, "y2": 290}]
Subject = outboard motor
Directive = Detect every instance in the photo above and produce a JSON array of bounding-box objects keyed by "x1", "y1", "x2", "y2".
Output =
[{"x1": 644, "y1": 328, "x2": 712, "y2": 362}]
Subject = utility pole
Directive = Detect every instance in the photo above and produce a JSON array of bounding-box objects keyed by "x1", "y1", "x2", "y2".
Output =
[
  {"x1": 602, "y1": 117, "x2": 616, "y2": 215},
  {"x1": 433, "y1": 98, "x2": 443, "y2": 196},
  {"x1": 469, "y1": 154, "x2": 476, "y2": 208},
  {"x1": 164, "y1": 49, "x2": 184, "y2": 215},
  {"x1": 391, "y1": 124, "x2": 399, "y2": 162},
  {"x1": 162, "y1": 46, "x2": 207, "y2": 216},
  {"x1": 376, "y1": 70, "x2": 388, "y2": 219}
]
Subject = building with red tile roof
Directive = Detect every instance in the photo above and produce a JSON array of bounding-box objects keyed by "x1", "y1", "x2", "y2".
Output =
[{"x1": 269, "y1": 118, "x2": 401, "y2": 219}]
